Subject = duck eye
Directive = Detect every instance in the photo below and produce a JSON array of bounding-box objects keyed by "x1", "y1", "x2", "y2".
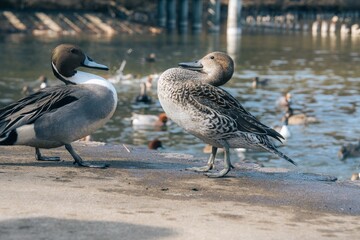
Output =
[
  {"x1": 210, "y1": 56, "x2": 215, "y2": 59},
  {"x1": 70, "y1": 48, "x2": 80, "y2": 54}
]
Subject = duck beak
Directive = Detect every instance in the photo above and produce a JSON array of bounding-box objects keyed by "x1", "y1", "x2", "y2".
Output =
[
  {"x1": 178, "y1": 60, "x2": 203, "y2": 71},
  {"x1": 82, "y1": 56, "x2": 109, "y2": 70}
]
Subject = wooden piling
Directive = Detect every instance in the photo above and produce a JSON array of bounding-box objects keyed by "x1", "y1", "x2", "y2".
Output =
[{"x1": 192, "y1": 0, "x2": 203, "y2": 33}]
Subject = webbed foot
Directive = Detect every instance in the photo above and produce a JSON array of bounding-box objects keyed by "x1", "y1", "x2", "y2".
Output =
[
  {"x1": 65, "y1": 144, "x2": 109, "y2": 169},
  {"x1": 186, "y1": 164, "x2": 213, "y2": 172},
  {"x1": 35, "y1": 148, "x2": 61, "y2": 161},
  {"x1": 73, "y1": 161, "x2": 110, "y2": 169},
  {"x1": 205, "y1": 167, "x2": 231, "y2": 178}
]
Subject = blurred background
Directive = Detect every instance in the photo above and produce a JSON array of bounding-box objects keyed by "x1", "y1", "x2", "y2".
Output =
[{"x1": 0, "y1": 0, "x2": 359, "y2": 180}]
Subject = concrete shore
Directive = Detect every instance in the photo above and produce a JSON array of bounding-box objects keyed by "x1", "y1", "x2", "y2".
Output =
[{"x1": 0, "y1": 141, "x2": 360, "y2": 239}]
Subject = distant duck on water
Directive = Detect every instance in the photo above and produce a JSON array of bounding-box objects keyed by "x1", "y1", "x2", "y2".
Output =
[
  {"x1": 157, "y1": 52, "x2": 296, "y2": 177},
  {"x1": 338, "y1": 140, "x2": 360, "y2": 161},
  {"x1": 276, "y1": 92, "x2": 292, "y2": 109},
  {"x1": 135, "y1": 82, "x2": 152, "y2": 104},
  {"x1": 252, "y1": 77, "x2": 270, "y2": 88},
  {"x1": 148, "y1": 138, "x2": 163, "y2": 150},
  {"x1": 283, "y1": 104, "x2": 319, "y2": 125},
  {"x1": 131, "y1": 112, "x2": 168, "y2": 128},
  {"x1": 38, "y1": 75, "x2": 48, "y2": 89},
  {"x1": 21, "y1": 75, "x2": 49, "y2": 96}
]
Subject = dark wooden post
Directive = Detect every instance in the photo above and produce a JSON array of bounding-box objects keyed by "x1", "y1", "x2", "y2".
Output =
[
  {"x1": 157, "y1": 0, "x2": 166, "y2": 27},
  {"x1": 178, "y1": 0, "x2": 189, "y2": 33},
  {"x1": 192, "y1": 0, "x2": 203, "y2": 33},
  {"x1": 166, "y1": 0, "x2": 176, "y2": 31}
]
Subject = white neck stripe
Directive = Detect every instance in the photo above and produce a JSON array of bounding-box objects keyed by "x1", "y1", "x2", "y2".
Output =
[{"x1": 52, "y1": 62, "x2": 70, "y2": 81}]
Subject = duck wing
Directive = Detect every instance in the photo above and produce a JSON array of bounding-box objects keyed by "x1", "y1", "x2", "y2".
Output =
[
  {"x1": 187, "y1": 83, "x2": 284, "y2": 142},
  {"x1": 0, "y1": 86, "x2": 78, "y2": 135}
]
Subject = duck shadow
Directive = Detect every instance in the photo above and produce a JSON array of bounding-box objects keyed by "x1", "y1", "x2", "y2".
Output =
[
  {"x1": 0, "y1": 217, "x2": 174, "y2": 240},
  {"x1": 0, "y1": 158, "x2": 191, "y2": 171}
]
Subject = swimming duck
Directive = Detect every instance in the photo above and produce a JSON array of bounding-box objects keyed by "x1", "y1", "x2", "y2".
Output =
[
  {"x1": 252, "y1": 77, "x2": 270, "y2": 88},
  {"x1": 38, "y1": 75, "x2": 48, "y2": 89},
  {"x1": 283, "y1": 104, "x2": 319, "y2": 125},
  {"x1": 351, "y1": 173, "x2": 360, "y2": 181},
  {"x1": 131, "y1": 113, "x2": 168, "y2": 128},
  {"x1": 134, "y1": 82, "x2": 152, "y2": 104},
  {"x1": 145, "y1": 53, "x2": 156, "y2": 63},
  {"x1": 274, "y1": 116, "x2": 291, "y2": 141},
  {"x1": 338, "y1": 141, "x2": 360, "y2": 161},
  {"x1": 276, "y1": 92, "x2": 292, "y2": 109},
  {"x1": 21, "y1": 75, "x2": 48, "y2": 96},
  {"x1": 157, "y1": 52, "x2": 296, "y2": 177},
  {"x1": 148, "y1": 138, "x2": 163, "y2": 150},
  {"x1": 21, "y1": 85, "x2": 34, "y2": 96},
  {"x1": 0, "y1": 44, "x2": 117, "y2": 168}
]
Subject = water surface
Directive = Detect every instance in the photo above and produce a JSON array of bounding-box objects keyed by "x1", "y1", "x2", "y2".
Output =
[{"x1": 0, "y1": 31, "x2": 359, "y2": 179}]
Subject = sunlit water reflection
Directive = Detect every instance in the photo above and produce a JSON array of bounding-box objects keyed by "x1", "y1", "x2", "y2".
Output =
[{"x1": 0, "y1": 31, "x2": 359, "y2": 179}]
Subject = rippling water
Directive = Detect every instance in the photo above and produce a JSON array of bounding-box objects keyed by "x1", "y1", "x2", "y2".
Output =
[{"x1": 0, "y1": 31, "x2": 359, "y2": 179}]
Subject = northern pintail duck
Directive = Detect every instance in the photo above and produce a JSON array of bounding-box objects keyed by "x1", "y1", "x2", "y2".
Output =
[
  {"x1": 157, "y1": 52, "x2": 296, "y2": 177},
  {"x1": 274, "y1": 116, "x2": 291, "y2": 141},
  {"x1": 276, "y1": 92, "x2": 292, "y2": 109},
  {"x1": 0, "y1": 44, "x2": 117, "y2": 168},
  {"x1": 282, "y1": 104, "x2": 319, "y2": 125}
]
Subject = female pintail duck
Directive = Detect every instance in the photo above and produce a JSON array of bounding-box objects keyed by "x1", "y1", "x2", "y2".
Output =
[
  {"x1": 157, "y1": 52, "x2": 296, "y2": 177},
  {"x1": 0, "y1": 44, "x2": 117, "y2": 168}
]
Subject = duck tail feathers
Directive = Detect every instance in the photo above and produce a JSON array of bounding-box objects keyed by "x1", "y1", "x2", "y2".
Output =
[{"x1": 261, "y1": 143, "x2": 297, "y2": 166}]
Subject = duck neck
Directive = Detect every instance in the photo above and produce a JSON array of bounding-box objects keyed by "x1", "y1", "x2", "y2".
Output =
[{"x1": 52, "y1": 62, "x2": 76, "y2": 85}]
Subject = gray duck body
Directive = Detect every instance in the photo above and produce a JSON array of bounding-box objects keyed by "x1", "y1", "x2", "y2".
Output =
[
  {"x1": 4, "y1": 84, "x2": 114, "y2": 148},
  {"x1": 158, "y1": 68, "x2": 282, "y2": 149}
]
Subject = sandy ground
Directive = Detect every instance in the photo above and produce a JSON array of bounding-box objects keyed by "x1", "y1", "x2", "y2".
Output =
[{"x1": 0, "y1": 141, "x2": 360, "y2": 240}]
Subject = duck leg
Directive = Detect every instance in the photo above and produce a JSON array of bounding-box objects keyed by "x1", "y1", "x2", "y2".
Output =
[
  {"x1": 205, "y1": 144, "x2": 233, "y2": 178},
  {"x1": 186, "y1": 146, "x2": 217, "y2": 172},
  {"x1": 35, "y1": 148, "x2": 60, "y2": 161},
  {"x1": 65, "y1": 144, "x2": 109, "y2": 168}
]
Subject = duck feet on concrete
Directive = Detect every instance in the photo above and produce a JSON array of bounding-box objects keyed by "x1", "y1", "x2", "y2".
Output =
[
  {"x1": 65, "y1": 144, "x2": 109, "y2": 169},
  {"x1": 35, "y1": 148, "x2": 61, "y2": 161}
]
